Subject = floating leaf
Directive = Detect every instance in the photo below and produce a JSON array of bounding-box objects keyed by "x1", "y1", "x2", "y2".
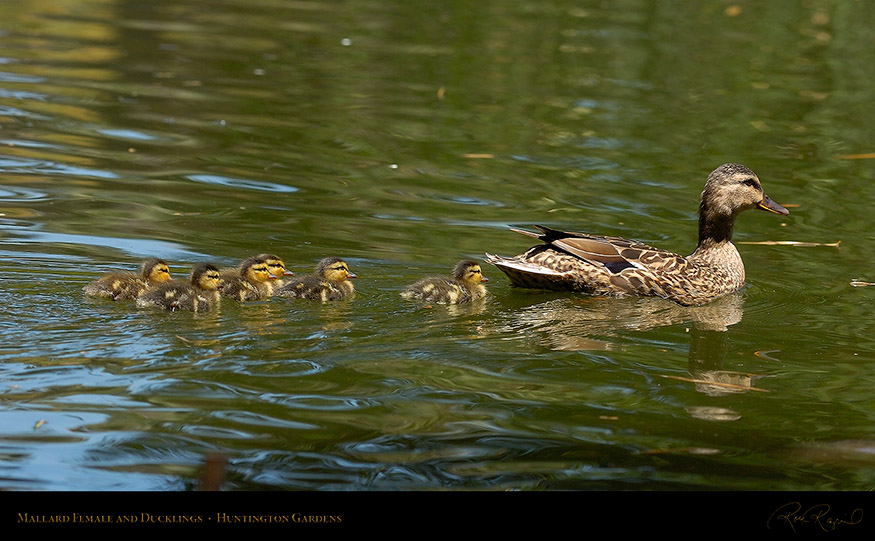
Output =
[
  {"x1": 33, "y1": 420, "x2": 47, "y2": 430},
  {"x1": 738, "y1": 240, "x2": 841, "y2": 247},
  {"x1": 640, "y1": 446, "x2": 722, "y2": 455},
  {"x1": 754, "y1": 350, "x2": 782, "y2": 362},
  {"x1": 850, "y1": 280, "x2": 875, "y2": 287}
]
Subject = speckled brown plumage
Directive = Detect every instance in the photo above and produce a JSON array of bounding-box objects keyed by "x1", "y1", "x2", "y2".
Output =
[
  {"x1": 401, "y1": 260, "x2": 489, "y2": 304},
  {"x1": 83, "y1": 257, "x2": 173, "y2": 300},
  {"x1": 487, "y1": 163, "x2": 788, "y2": 306},
  {"x1": 137, "y1": 263, "x2": 222, "y2": 312},
  {"x1": 273, "y1": 257, "x2": 357, "y2": 301}
]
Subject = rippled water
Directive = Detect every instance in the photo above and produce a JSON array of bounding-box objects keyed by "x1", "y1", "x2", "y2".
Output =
[{"x1": 1, "y1": 0, "x2": 875, "y2": 494}]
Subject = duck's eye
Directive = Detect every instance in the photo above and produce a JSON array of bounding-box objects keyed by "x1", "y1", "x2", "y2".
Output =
[{"x1": 742, "y1": 178, "x2": 758, "y2": 188}]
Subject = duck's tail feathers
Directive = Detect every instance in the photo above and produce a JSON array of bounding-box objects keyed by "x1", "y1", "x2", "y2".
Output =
[
  {"x1": 509, "y1": 227, "x2": 542, "y2": 240},
  {"x1": 485, "y1": 253, "x2": 567, "y2": 276},
  {"x1": 486, "y1": 253, "x2": 581, "y2": 291}
]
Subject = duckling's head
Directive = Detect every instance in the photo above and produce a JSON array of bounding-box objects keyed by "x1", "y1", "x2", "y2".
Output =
[
  {"x1": 141, "y1": 258, "x2": 173, "y2": 283},
  {"x1": 453, "y1": 260, "x2": 488, "y2": 285},
  {"x1": 698, "y1": 163, "x2": 788, "y2": 243},
  {"x1": 257, "y1": 253, "x2": 294, "y2": 279},
  {"x1": 239, "y1": 256, "x2": 276, "y2": 284},
  {"x1": 316, "y1": 257, "x2": 357, "y2": 282},
  {"x1": 191, "y1": 263, "x2": 222, "y2": 291}
]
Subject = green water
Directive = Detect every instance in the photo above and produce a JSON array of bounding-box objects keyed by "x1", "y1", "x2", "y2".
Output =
[{"x1": 0, "y1": 0, "x2": 874, "y2": 492}]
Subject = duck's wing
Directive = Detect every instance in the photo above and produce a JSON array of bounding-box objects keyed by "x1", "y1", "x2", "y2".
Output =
[{"x1": 519, "y1": 225, "x2": 684, "y2": 273}]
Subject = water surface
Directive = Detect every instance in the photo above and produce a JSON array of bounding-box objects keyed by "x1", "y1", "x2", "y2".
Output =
[{"x1": 1, "y1": 0, "x2": 874, "y2": 492}]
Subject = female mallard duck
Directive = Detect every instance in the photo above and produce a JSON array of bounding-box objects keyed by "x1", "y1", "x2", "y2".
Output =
[
  {"x1": 401, "y1": 260, "x2": 489, "y2": 304},
  {"x1": 258, "y1": 253, "x2": 294, "y2": 288},
  {"x1": 219, "y1": 256, "x2": 277, "y2": 301},
  {"x1": 84, "y1": 257, "x2": 173, "y2": 300},
  {"x1": 136, "y1": 263, "x2": 222, "y2": 312},
  {"x1": 273, "y1": 257, "x2": 357, "y2": 301},
  {"x1": 486, "y1": 163, "x2": 788, "y2": 306}
]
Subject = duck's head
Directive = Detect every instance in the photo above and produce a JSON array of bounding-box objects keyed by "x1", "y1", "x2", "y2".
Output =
[
  {"x1": 698, "y1": 163, "x2": 788, "y2": 243},
  {"x1": 141, "y1": 258, "x2": 173, "y2": 283},
  {"x1": 257, "y1": 253, "x2": 294, "y2": 280},
  {"x1": 317, "y1": 257, "x2": 357, "y2": 282},
  {"x1": 701, "y1": 163, "x2": 789, "y2": 217},
  {"x1": 191, "y1": 263, "x2": 223, "y2": 291},
  {"x1": 239, "y1": 256, "x2": 277, "y2": 284},
  {"x1": 453, "y1": 260, "x2": 488, "y2": 285}
]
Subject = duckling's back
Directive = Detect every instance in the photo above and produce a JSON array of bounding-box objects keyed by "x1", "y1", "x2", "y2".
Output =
[
  {"x1": 220, "y1": 276, "x2": 273, "y2": 301},
  {"x1": 274, "y1": 274, "x2": 353, "y2": 301},
  {"x1": 137, "y1": 283, "x2": 217, "y2": 312},
  {"x1": 84, "y1": 273, "x2": 148, "y2": 300},
  {"x1": 401, "y1": 277, "x2": 484, "y2": 304}
]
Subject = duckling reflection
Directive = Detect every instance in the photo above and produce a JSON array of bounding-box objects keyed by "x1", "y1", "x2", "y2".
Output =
[{"x1": 487, "y1": 292, "x2": 744, "y2": 352}]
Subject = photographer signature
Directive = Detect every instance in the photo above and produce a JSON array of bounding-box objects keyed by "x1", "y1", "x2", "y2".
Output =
[{"x1": 767, "y1": 502, "x2": 863, "y2": 533}]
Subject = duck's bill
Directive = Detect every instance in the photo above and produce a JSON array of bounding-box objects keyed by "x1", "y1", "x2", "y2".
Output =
[
  {"x1": 757, "y1": 195, "x2": 789, "y2": 215},
  {"x1": 347, "y1": 273, "x2": 358, "y2": 279}
]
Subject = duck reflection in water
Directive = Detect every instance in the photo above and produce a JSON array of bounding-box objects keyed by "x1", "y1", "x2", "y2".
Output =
[
  {"x1": 488, "y1": 292, "x2": 744, "y2": 351},
  {"x1": 486, "y1": 292, "x2": 770, "y2": 398}
]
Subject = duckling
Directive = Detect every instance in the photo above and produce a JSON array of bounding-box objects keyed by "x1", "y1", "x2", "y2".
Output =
[
  {"x1": 257, "y1": 253, "x2": 294, "y2": 288},
  {"x1": 219, "y1": 256, "x2": 277, "y2": 301},
  {"x1": 136, "y1": 263, "x2": 222, "y2": 312},
  {"x1": 84, "y1": 257, "x2": 173, "y2": 300},
  {"x1": 401, "y1": 260, "x2": 489, "y2": 304},
  {"x1": 273, "y1": 257, "x2": 357, "y2": 301}
]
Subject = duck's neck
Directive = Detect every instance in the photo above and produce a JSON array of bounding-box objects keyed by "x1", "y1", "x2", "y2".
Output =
[{"x1": 697, "y1": 200, "x2": 736, "y2": 249}]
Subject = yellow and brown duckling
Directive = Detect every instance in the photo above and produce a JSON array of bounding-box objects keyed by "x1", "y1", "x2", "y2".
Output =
[
  {"x1": 274, "y1": 257, "x2": 357, "y2": 301},
  {"x1": 219, "y1": 256, "x2": 277, "y2": 301},
  {"x1": 136, "y1": 263, "x2": 222, "y2": 312},
  {"x1": 257, "y1": 253, "x2": 294, "y2": 288},
  {"x1": 486, "y1": 163, "x2": 789, "y2": 306},
  {"x1": 83, "y1": 257, "x2": 173, "y2": 300},
  {"x1": 401, "y1": 260, "x2": 489, "y2": 304}
]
